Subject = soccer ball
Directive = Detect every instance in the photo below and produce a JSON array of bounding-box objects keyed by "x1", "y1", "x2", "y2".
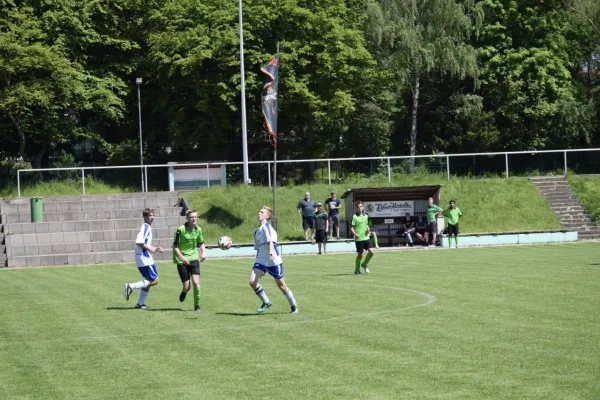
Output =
[{"x1": 218, "y1": 236, "x2": 232, "y2": 250}]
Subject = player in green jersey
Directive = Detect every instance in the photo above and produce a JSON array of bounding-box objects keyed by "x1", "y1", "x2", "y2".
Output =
[
  {"x1": 351, "y1": 201, "x2": 375, "y2": 274},
  {"x1": 173, "y1": 210, "x2": 207, "y2": 311},
  {"x1": 442, "y1": 200, "x2": 463, "y2": 248}
]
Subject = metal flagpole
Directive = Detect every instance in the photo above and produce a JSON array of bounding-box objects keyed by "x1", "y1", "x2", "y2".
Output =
[
  {"x1": 238, "y1": 0, "x2": 250, "y2": 185},
  {"x1": 272, "y1": 43, "x2": 279, "y2": 230}
]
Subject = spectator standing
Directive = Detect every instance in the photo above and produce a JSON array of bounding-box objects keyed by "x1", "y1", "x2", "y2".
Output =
[
  {"x1": 312, "y1": 203, "x2": 329, "y2": 254},
  {"x1": 426, "y1": 197, "x2": 443, "y2": 247},
  {"x1": 297, "y1": 192, "x2": 316, "y2": 241},
  {"x1": 325, "y1": 191, "x2": 342, "y2": 239}
]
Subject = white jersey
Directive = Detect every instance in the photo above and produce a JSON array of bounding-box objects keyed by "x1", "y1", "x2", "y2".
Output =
[
  {"x1": 254, "y1": 222, "x2": 282, "y2": 266},
  {"x1": 134, "y1": 223, "x2": 154, "y2": 267}
]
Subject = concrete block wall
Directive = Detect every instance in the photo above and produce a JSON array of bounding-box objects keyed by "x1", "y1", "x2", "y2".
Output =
[{"x1": 2, "y1": 192, "x2": 187, "y2": 267}]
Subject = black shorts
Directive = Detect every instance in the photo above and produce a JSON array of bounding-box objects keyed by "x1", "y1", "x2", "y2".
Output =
[
  {"x1": 328, "y1": 213, "x2": 341, "y2": 227},
  {"x1": 302, "y1": 216, "x2": 314, "y2": 230},
  {"x1": 427, "y1": 222, "x2": 437, "y2": 234},
  {"x1": 355, "y1": 239, "x2": 373, "y2": 253},
  {"x1": 177, "y1": 260, "x2": 200, "y2": 282},
  {"x1": 315, "y1": 229, "x2": 327, "y2": 243},
  {"x1": 447, "y1": 223, "x2": 459, "y2": 236}
]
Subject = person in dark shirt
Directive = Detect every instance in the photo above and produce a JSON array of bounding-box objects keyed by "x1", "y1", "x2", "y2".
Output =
[
  {"x1": 401, "y1": 213, "x2": 416, "y2": 247},
  {"x1": 325, "y1": 191, "x2": 342, "y2": 240},
  {"x1": 415, "y1": 212, "x2": 428, "y2": 244},
  {"x1": 297, "y1": 191, "x2": 316, "y2": 241},
  {"x1": 312, "y1": 203, "x2": 329, "y2": 254}
]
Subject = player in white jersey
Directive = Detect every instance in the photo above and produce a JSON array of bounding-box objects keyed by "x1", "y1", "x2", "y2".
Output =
[
  {"x1": 249, "y1": 206, "x2": 298, "y2": 314},
  {"x1": 124, "y1": 208, "x2": 164, "y2": 309}
]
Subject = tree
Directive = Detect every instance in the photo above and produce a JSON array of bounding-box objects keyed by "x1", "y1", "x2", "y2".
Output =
[
  {"x1": 366, "y1": 0, "x2": 483, "y2": 163},
  {"x1": 0, "y1": 1, "x2": 128, "y2": 170}
]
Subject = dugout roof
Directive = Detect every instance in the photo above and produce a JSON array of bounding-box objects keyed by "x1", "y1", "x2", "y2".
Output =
[{"x1": 340, "y1": 185, "x2": 442, "y2": 202}]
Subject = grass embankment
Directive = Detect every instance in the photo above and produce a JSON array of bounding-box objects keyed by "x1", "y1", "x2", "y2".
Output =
[
  {"x1": 567, "y1": 174, "x2": 600, "y2": 223},
  {"x1": 0, "y1": 180, "x2": 134, "y2": 198},
  {"x1": 185, "y1": 174, "x2": 561, "y2": 243}
]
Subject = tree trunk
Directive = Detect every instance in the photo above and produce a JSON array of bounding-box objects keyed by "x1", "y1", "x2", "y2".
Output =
[
  {"x1": 409, "y1": 76, "x2": 420, "y2": 169},
  {"x1": 304, "y1": 110, "x2": 315, "y2": 182},
  {"x1": 8, "y1": 113, "x2": 26, "y2": 160}
]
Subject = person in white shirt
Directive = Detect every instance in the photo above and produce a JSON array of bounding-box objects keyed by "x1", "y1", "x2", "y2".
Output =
[
  {"x1": 249, "y1": 206, "x2": 298, "y2": 314},
  {"x1": 124, "y1": 208, "x2": 164, "y2": 310}
]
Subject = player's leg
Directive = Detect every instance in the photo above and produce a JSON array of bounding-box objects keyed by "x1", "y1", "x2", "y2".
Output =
[
  {"x1": 355, "y1": 241, "x2": 364, "y2": 274},
  {"x1": 335, "y1": 215, "x2": 341, "y2": 239},
  {"x1": 362, "y1": 242, "x2": 374, "y2": 273},
  {"x1": 371, "y1": 231, "x2": 379, "y2": 248},
  {"x1": 270, "y1": 265, "x2": 297, "y2": 314},
  {"x1": 328, "y1": 216, "x2": 334, "y2": 240},
  {"x1": 177, "y1": 263, "x2": 191, "y2": 302},
  {"x1": 135, "y1": 265, "x2": 158, "y2": 309},
  {"x1": 249, "y1": 265, "x2": 271, "y2": 312},
  {"x1": 190, "y1": 261, "x2": 201, "y2": 311}
]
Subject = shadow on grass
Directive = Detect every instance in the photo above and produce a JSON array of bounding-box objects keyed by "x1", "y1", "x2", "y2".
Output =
[
  {"x1": 215, "y1": 312, "x2": 288, "y2": 317},
  {"x1": 200, "y1": 205, "x2": 244, "y2": 229},
  {"x1": 105, "y1": 307, "x2": 185, "y2": 312},
  {"x1": 324, "y1": 273, "x2": 358, "y2": 276}
]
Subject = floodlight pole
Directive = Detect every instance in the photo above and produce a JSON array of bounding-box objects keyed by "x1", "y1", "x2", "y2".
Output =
[
  {"x1": 136, "y1": 77, "x2": 144, "y2": 192},
  {"x1": 238, "y1": 0, "x2": 250, "y2": 185}
]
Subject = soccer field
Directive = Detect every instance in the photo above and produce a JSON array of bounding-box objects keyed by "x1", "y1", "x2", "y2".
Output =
[{"x1": 1, "y1": 243, "x2": 599, "y2": 400}]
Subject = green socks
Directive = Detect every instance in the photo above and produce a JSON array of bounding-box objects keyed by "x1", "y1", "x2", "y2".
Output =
[
  {"x1": 455, "y1": 236, "x2": 459, "y2": 246},
  {"x1": 364, "y1": 252, "x2": 373, "y2": 266},
  {"x1": 448, "y1": 236, "x2": 453, "y2": 247},
  {"x1": 372, "y1": 233, "x2": 379, "y2": 248},
  {"x1": 193, "y1": 286, "x2": 200, "y2": 307},
  {"x1": 355, "y1": 257, "x2": 361, "y2": 271}
]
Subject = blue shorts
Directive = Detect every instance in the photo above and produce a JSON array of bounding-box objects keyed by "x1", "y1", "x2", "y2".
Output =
[
  {"x1": 138, "y1": 264, "x2": 158, "y2": 281},
  {"x1": 253, "y1": 262, "x2": 284, "y2": 280}
]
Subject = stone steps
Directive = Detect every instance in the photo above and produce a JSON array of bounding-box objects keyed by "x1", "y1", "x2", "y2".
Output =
[
  {"x1": 7, "y1": 247, "x2": 176, "y2": 268},
  {"x1": 3, "y1": 206, "x2": 182, "y2": 224},
  {"x1": 1, "y1": 191, "x2": 177, "y2": 203},
  {"x1": 7, "y1": 238, "x2": 175, "y2": 257},
  {"x1": 5, "y1": 216, "x2": 186, "y2": 235},
  {"x1": 3, "y1": 196, "x2": 180, "y2": 214},
  {"x1": 5, "y1": 227, "x2": 177, "y2": 247},
  {"x1": 531, "y1": 176, "x2": 600, "y2": 239}
]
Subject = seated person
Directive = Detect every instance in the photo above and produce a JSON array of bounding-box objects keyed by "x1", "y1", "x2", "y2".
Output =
[
  {"x1": 415, "y1": 212, "x2": 427, "y2": 244},
  {"x1": 366, "y1": 214, "x2": 379, "y2": 249},
  {"x1": 401, "y1": 213, "x2": 416, "y2": 247}
]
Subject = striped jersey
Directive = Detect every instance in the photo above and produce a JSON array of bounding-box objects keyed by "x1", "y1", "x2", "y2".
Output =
[
  {"x1": 135, "y1": 223, "x2": 154, "y2": 267},
  {"x1": 254, "y1": 222, "x2": 282, "y2": 266}
]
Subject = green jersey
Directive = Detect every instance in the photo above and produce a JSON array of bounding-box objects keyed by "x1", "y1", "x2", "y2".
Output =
[
  {"x1": 172, "y1": 224, "x2": 204, "y2": 264},
  {"x1": 352, "y1": 213, "x2": 370, "y2": 241},
  {"x1": 426, "y1": 204, "x2": 442, "y2": 223},
  {"x1": 443, "y1": 207, "x2": 463, "y2": 225}
]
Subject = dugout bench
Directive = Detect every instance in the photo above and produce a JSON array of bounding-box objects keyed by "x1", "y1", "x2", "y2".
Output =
[{"x1": 340, "y1": 185, "x2": 442, "y2": 247}]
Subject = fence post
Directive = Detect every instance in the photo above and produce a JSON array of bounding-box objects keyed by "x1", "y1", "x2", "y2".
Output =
[
  {"x1": 206, "y1": 164, "x2": 210, "y2": 188},
  {"x1": 328, "y1": 160, "x2": 331, "y2": 186},
  {"x1": 268, "y1": 161, "x2": 271, "y2": 187},
  {"x1": 17, "y1": 170, "x2": 21, "y2": 197},
  {"x1": 446, "y1": 155, "x2": 450, "y2": 180},
  {"x1": 505, "y1": 153, "x2": 509, "y2": 178},
  {"x1": 144, "y1": 166, "x2": 148, "y2": 192},
  {"x1": 564, "y1": 151, "x2": 567, "y2": 176},
  {"x1": 82, "y1": 168, "x2": 86, "y2": 195},
  {"x1": 387, "y1": 158, "x2": 391, "y2": 183}
]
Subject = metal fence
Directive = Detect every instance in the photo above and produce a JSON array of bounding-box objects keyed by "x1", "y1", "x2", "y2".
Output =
[{"x1": 16, "y1": 147, "x2": 600, "y2": 197}]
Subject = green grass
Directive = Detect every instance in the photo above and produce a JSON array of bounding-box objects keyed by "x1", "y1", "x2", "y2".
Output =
[
  {"x1": 186, "y1": 175, "x2": 561, "y2": 243},
  {"x1": 1, "y1": 243, "x2": 599, "y2": 399},
  {"x1": 0, "y1": 179, "x2": 134, "y2": 198},
  {"x1": 567, "y1": 174, "x2": 600, "y2": 224}
]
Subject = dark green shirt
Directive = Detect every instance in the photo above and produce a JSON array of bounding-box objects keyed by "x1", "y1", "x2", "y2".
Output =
[
  {"x1": 352, "y1": 213, "x2": 370, "y2": 241},
  {"x1": 426, "y1": 204, "x2": 443, "y2": 223}
]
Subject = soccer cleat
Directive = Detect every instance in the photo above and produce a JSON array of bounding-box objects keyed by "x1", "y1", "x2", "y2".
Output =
[
  {"x1": 194, "y1": 306, "x2": 202, "y2": 312},
  {"x1": 179, "y1": 291, "x2": 187, "y2": 302},
  {"x1": 291, "y1": 305, "x2": 298, "y2": 314},
  {"x1": 135, "y1": 304, "x2": 151, "y2": 310},
  {"x1": 354, "y1": 269, "x2": 362, "y2": 275},
  {"x1": 256, "y1": 301, "x2": 272, "y2": 313},
  {"x1": 361, "y1": 264, "x2": 370, "y2": 274},
  {"x1": 124, "y1": 283, "x2": 132, "y2": 301}
]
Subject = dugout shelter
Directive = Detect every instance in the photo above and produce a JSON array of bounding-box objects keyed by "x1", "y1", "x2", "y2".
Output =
[{"x1": 340, "y1": 185, "x2": 443, "y2": 246}]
